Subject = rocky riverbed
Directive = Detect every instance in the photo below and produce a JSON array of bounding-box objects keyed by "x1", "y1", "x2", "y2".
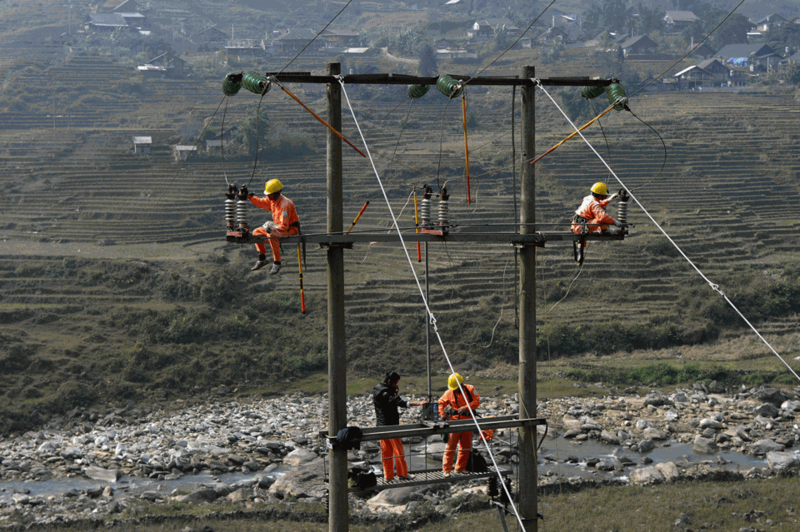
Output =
[{"x1": 1, "y1": 383, "x2": 800, "y2": 527}]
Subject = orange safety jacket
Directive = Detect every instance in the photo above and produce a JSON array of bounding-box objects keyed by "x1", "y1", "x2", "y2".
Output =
[
  {"x1": 438, "y1": 384, "x2": 480, "y2": 421},
  {"x1": 571, "y1": 194, "x2": 615, "y2": 235},
  {"x1": 248, "y1": 194, "x2": 300, "y2": 232}
]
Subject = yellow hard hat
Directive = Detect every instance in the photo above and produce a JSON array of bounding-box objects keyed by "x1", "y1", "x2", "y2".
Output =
[
  {"x1": 447, "y1": 373, "x2": 464, "y2": 391},
  {"x1": 590, "y1": 182, "x2": 608, "y2": 196},
  {"x1": 265, "y1": 179, "x2": 283, "y2": 194}
]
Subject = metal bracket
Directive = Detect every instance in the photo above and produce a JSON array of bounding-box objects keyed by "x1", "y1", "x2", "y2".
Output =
[{"x1": 318, "y1": 242, "x2": 354, "y2": 250}]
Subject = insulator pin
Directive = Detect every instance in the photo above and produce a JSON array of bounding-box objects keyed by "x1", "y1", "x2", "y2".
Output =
[
  {"x1": 222, "y1": 73, "x2": 242, "y2": 96},
  {"x1": 581, "y1": 85, "x2": 606, "y2": 100},
  {"x1": 235, "y1": 186, "x2": 250, "y2": 230},
  {"x1": 242, "y1": 72, "x2": 271, "y2": 95},
  {"x1": 407, "y1": 84, "x2": 430, "y2": 99},
  {"x1": 607, "y1": 83, "x2": 627, "y2": 110},
  {"x1": 436, "y1": 75, "x2": 463, "y2": 99}
]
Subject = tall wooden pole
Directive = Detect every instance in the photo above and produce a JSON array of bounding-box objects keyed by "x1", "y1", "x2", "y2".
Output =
[
  {"x1": 518, "y1": 65, "x2": 538, "y2": 531},
  {"x1": 326, "y1": 62, "x2": 348, "y2": 532}
]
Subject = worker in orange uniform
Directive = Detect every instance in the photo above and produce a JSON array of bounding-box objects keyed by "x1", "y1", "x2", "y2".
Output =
[
  {"x1": 571, "y1": 182, "x2": 627, "y2": 263},
  {"x1": 373, "y1": 371, "x2": 427, "y2": 482},
  {"x1": 248, "y1": 179, "x2": 299, "y2": 274},
  {"x1": 438, "y1": 373, "x2": 480, "y2": 477}
]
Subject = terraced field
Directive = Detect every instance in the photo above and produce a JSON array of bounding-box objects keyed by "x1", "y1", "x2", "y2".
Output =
[{"x1": 2, "y1": 54, "x2": 800, "y2": 376}]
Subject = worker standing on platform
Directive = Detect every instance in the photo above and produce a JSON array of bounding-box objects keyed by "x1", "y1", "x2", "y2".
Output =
[
  {"x1": 438, "y1": 373, "x2": 480, "y2": 477},
  {"x1": 248, "y1": 179, "x2": 300, "y2": 274},
  {"x1": 373, "y1": 371, "x2": 427, "y2": 482},
  {"x1": 571, "y1": 182, "x2": 627, "y2": 262}
]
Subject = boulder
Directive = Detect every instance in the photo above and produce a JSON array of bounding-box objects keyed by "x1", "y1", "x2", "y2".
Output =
[
  {"x1": 629, "y1": 466, "x2": 664, "y2": 485},
  {"x1": 227, "y1": 488, "x2": 256, "y2": 502},
  {"x1": 699, "y1": 419, "x2": 723, "y2": 430},
  {"x1": 282, "y1": 449, "x2": 319, "y2": 466},
  {"x1": 751, "y1": 438, "x2": 783, "y2": 455},
  {"x1": 781, "y1": 400, "x2": 800, "y2": 412},
  {"x1": 600, "y1": 431, "x2": 619, "y2": 445},
  {"x1": 766, "y1": 451, "x2": 799, "y2": 472},
  {"x1": 84, "y1": 466, "x2": 122, "y2": 483},
  {"x1": 754, "y1": 387, "x2": 788, "y2": 406},
  {"x1": 176, "y1": 488, "x2": 219, "y2": 504},
  {"x1": 655, "y1": 461, "x2": 679, "y2": 481},
  {"x1": 693, "y1": 436, "x2": 718, "y2": 454},
  {"x1": 754, "y1": 403, "x2": 779, "y2": 418},
  {"x1": 268, "y1": 459, "x2": 328, "y2": 500},
  {"x1": 643, "y1": 427, "x2": 668, "y2": 440}
]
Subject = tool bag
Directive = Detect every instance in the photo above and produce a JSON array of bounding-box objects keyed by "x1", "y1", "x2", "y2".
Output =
[{"x1": 347, "y1": 466, "x2": 377, "y2": 490}]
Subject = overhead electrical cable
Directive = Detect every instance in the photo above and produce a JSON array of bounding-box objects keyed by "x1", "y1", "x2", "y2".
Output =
[
  {"x1": 337, "y1": 77, "x2": 529, "y2": 532},
  {"x1": 535, "y1": 79, "x2": 800, "y2": 384}
]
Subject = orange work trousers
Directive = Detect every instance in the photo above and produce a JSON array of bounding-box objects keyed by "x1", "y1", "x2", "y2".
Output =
[
  {"x1": 252, "y1": 226, "x2": 299, "y2": 262},
  {"x1": 443, "y1": 431, "x2": 472, "y2": 473},
  {"x1": 380, "y1": 438, "x2": 407, "y2": 480}
]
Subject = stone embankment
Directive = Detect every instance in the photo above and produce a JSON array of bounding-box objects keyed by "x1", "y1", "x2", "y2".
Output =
[{"x1": 1, "y1": 383, "x2": 799, "y2": 526}]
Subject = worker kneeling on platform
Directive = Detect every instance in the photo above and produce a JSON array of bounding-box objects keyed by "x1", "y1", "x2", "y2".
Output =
[
  {"x1": 248, "y1": 179, "x2": 300, "y2": 275},
  {"x1": 438, "y1": 373, "x2": 480, "y2": 477},
  {"x1": 571, "y1": 182, "x2": 627, "y2": 262},
  {"x1": 373, "y1": 371, "x2": 427, "y2": 482}
]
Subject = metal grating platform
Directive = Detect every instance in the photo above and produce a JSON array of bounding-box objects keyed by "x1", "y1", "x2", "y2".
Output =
[{"x1": 351, "y1": 465, "x2": 512, "y2": 493}]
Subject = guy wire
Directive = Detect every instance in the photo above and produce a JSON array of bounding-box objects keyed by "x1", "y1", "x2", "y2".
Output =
[
  {"x1": 246, "y1": 89, "x2": 268, "y2": 187},
  {"x1": 275, "y1": 0, "x2": 353, "y2": 76},
  {"x1": 221, "y1": 96, "x2": 229, "y2": 186},
  {"x1": 626, "y1": 108, "x2": 667, "y2": 192}
]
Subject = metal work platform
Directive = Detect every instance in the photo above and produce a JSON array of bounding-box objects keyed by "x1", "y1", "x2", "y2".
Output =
[
  {"x1": 320, "y1": 415, "x2": 546, "y2": 442},
  {"x1": 227, "y1": 231, "x2": 625, "y2": 247},
  {"x1": 351, "y1": 465, "x2": 513, "y2": 493}
]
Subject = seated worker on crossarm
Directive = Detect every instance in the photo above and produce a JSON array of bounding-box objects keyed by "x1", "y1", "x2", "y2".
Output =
[{"x1": 248, "y1": 178, "x2": 299, "y2": 275}]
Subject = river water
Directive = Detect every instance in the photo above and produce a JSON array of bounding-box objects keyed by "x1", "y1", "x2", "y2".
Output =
[{"x1": 0, "y1": 435, "x2": 769, "y2": 504}]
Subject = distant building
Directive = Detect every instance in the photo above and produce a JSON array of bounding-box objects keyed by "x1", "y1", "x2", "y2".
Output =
[
  {"x1": 716, "y1": 43, "x2": 778, "y2": 67},
  {"x1": 754, "y1": 14, "x2": 788, "y2": 32},
  {"x1": 664, "y1": 11, "x2": 699, "y2": 31},
  {"x1": 87, "y1": 13, "x2": 128, "y2": 31},
  {"x1": 619, "y1": 35, "x2": 658, "y2": 57},
  {"x1": 687, "y1": 40, "x2": 715, "y2": 59},
  {"x1": 149, "y1": 52, "x2": 185, "y2": 70},
  {"x1": 198, "y1": 27, "x2": 229, "y2": 45},
  {"x1": 274, "y1": 29, "x2": 320, "y2": 54},
  {"x1": 320, "y1": 29, "x2": 362, "y2": 49},
  {"x1": 101, "y1": 0, "x2": 139, "y2": 13},
  {"x1": 133, "y1": 136, "x2": 151, "y2": 154},
  {"x1": 468, "y1": 18, "x2": 520, "y2": 42},
  {"x1": 173, "y1": 145, "x2": 196, "y2": 161}
]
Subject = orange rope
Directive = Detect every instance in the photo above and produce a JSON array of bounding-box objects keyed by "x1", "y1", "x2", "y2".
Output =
[
  {"x1": 278, "y1": 84, "x2": 367, "y2": 158},
  {"x1": 413, "y1": 189, "x2": 421, "y2": 262}
]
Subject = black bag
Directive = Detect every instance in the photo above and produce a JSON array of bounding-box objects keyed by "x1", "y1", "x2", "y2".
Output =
[
  {"x1": 465, "y1": 449, "x2": 488, "y2": 473},
  {"x1": 335, "y1": 426, "x2": 363, "y2": 451},
  {"x1": 347, "y1": 466, "x2": 377, "y2": 490}
]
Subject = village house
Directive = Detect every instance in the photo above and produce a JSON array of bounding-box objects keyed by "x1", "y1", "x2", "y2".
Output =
[
  {"x1": 320, "y1": 29, "x2": 362, "y2": 50},
  {"x1": 715, "y1": 43, "x2": 778, "y2": 68},
  {"x1": 273, "y1": 29, "x2": 321, "y2": 55},
  {"x1": 754, "y1": 14, "x2": 788, "y2": 32},
  {"x1": 226, "y1": 39, "x2": 265, "y2": 60},
  {"x1": 173, "y1": 145, "x2": 196, "y2": 162},
  {"x1": 674, "y1": 58, "x2": 744, "y2": 88},
  {"x1": 619, "y1": 35, "x2": 657, "y2": 57},
  {"x1": 687, "y1": 40, "x2": 715, "y2": 59},
  {"x1": 133, "y1": 136, "x2": 151, "y2": 154},
  {"x1": 86, "y1": 13, "x2": 129, "y2": 31},
  {"x1": 148, "y1": 51, "x2": 185, "y2": 70},
  {"x1": 198, "y1": 27, "x2": 229, "y2": 47},
  {"x1": 664, "y1": 11, "x2": 699, "y2": 31},
  {"x1": 468, "y1": 18, "x2": 520, "y2": 42}
]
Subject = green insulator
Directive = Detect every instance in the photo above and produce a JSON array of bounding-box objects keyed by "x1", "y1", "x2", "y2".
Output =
[
  {"x1": 407, "y1": 84, "x2": 430, "y2": 99},
  {"x1": 581, "y1": 85, "x2": 606, "y2": 100},
  {"x1": 436, "y1": 75, "x2": 463, "y2": 99},
  {"x1": 606, "y1": 83, "x2": 627, "y2": 110},
  {"x1": 242, "y1": 72, "x2": 271, "y2": 95},
  {"x1": 222, "y1": 73, "x2": 242, "y2": 96}
]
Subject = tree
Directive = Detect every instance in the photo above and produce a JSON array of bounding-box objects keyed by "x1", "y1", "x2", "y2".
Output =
[
  {"x1": 635, "y1": 3, "x2": 666, "y2": 35},
  {"x1": 710, "y1": 13, "x2": 751, "y2": 50},
  {"x1": 581, "y1": 0, "x2": 635, "y2": 33},
  {"x1": 418, "y1": 43, "x2": 438, "y2": 76},
  {"x1": 233, "y1": 106, "x2": 269, "y2": 157},
  {"x1": 767, "y1": 24, "x2": 800, "y2": 52}
]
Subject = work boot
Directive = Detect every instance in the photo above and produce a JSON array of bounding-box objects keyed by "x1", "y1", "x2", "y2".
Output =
[
  {"x1": 251, "y1": 257, "x2": 269, "y2": 271},
  {"x1": 443, "y1": 471, "x2": 451, "y2": 478},
  {"x1": 269, "y1": 262, "x2": 281, "y2": 275}
]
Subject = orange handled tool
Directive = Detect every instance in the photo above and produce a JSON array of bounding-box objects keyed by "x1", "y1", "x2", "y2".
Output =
[{"x1": 346, "y1": 201, "x2": 369, "y2": 235}]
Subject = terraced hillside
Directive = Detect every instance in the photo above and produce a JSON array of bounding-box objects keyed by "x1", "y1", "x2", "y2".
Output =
[{"x1": 3, "y1": 54, "x2": 800, "y2": 418}]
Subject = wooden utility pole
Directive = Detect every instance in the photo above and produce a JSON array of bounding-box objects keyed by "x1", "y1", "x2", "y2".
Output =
[
  {"x1": 326, "y1": 62, "x2": 348, "y2": 532},
  {"x1": 517, "y1": 65, "x2": 538, "y2": 531}
]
